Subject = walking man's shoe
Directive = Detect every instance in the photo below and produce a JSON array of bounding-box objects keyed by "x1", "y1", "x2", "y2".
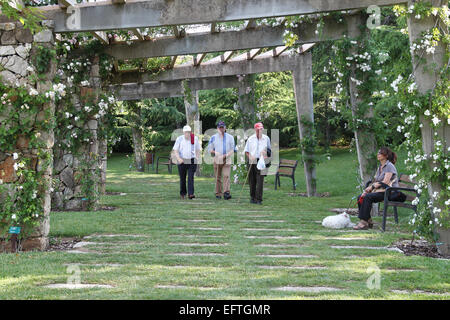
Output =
[
  {"x1": 250, "y1": 199, "x2": 257, "y2": 204},
  {"x1": 224, "y1": 192, "x2": 232, "y2": 200},
  {"x1": 181, "y1": 195, "x2": 185, "y2": 200},
  {"x1": 188, "y1": 195, "x2": 195, "y2": 200},
  {"x1": 216, "y1": 195, "x2": 222, "y2": 199},
  {"x1": 256, "y1": 200, "x2": 262, "y2": 205}
]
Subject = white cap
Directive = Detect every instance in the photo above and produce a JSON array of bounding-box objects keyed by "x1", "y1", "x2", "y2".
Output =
[{"x1": 183, "y1": 125, "x2": 192, "y2": 132}]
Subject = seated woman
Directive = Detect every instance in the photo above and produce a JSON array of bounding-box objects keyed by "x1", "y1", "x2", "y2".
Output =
[{"x1": 353, "y1": 147, "x2": 399, "y2": 230}]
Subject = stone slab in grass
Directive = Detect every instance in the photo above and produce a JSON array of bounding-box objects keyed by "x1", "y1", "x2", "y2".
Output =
[
  {"x1": 168, "y1": 242, "x2": 228, "y2": 247},
  {"x1": 272, "y1": 286, "x2": 341, "y2": 293},
  {"x1": 257, "y1": 254, "x2": 317, "y2": 258},
  {"x1": 242, "y1": 228, "x2": 295, "y2": 231},
  {"x1": 73, "y1": 241, "x2": 97, "y2": 248},
  {"x1": 168, "y1": 253, "x2": 227, "y2": 256},
  {"x1": 43, "y1": 283, "x2": 113, "y2": 289},
  {"x1": 65, "y1": 248, "x2": 101, "y2": 254},
  {"x1": 63, "y1": 263, "x2": 123, "y2": 267},
  {"x1": 245, "y1": 236, "x2": 302, "y2": 239},
  {"x1": 326, "y1": 237, "x2": 374, "y2": 241},
  {"x1": 391, "y1": 290, "x2": 449, "y2": 296},
  {"x1": 170, "y1": 235, "x2": 224, "y2": 238},
  {"x1": 254, "y1": 244, "x2": 305, "y2": 248},
  {"x1": 258, "y1": 265, "x2": 326, "y2": 270},
  {"x1": 330, "y1": 245, "x2": 403, "y2": 253},
  {"x1": 155, "y1": 285, "x2": 220, "y2": 290},
  {"x1": 244, "y1": 215, "x2": 272, "y2": 217},
  {"x1": 174, "y1": 227, "x2": 223, "y2": 230},
  {"x1": 84, "y1": 234, "x2": 152, "y2": 239}
]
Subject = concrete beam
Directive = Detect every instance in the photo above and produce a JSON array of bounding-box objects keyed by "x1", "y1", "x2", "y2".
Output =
[
  {"x1": 103, "y1": 13, "x2": 363, "y2": 59},
  {"x1": 111, "y1": 49, "x2": 302, "y2": 84},
  {"x1": 38, "y1": 0, "x2": 406, "y2": 33},
  {"x1": 193, "y1": 53, "x2": 206, "y2": 66},
  {"x1": 109, "y1": 76, "x2": 242, "y2": 100}
]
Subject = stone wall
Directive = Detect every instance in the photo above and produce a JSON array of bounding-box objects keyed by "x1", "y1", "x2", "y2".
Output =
[{"x1": 0, "y1": 20, "x2": 56, "y2": 251}]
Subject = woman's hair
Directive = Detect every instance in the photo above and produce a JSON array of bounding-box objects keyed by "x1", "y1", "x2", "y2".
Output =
[{"x1": 379, "y1": 147, "x2": 397, "y2": 165}]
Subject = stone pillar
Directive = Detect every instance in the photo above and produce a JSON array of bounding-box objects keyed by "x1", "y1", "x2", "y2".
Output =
[
  {"x1": 131, "y1": 108, "x2": 145, "y2": 172},
  {"x1": 184, "y1": 89, "x2": 200, "y2": 129},
  {"x1": 52, "y1": 56, "x2": 103, "y2": 211},
  {"x1": 407, "y1": 0, "x2": 449, "y2": 256},
  {"x1": 98, "y1": 137, "x2": 108, "y2": 195},
  {"x1": 183, "y1": 89, "x2": 202, "y2": 176},
  {"x1": 292, "y1": 51, "x2": 317, "y2": 197},
  {"x1": 237, "y1": 74, "x2": 256, "y2": 130},
  {"x1": 0, "y1": 20, "x2": 56, "y2": 251},
  {"x1": 348, "y1": 15, "x2": 378, "y2": 186}
]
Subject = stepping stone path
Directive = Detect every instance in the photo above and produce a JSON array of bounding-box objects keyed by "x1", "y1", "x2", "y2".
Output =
[
  {"x1": 245, "y1": 236, "x2": 302, "y2": 239},
  {"x1": 174, "y1": 227, "x2": 223, "y2": 230},
  {"x1": 391, "y1": 290, "x2": 449, "y2": 296},
  {"x1": 168, "y1": 242, "x2": 228, "y2": 247},
  {"x1": 257, "y1": 254, "x2": 317, "y2": 258},
  {"x1": 258, "y1": 266, "x2": 326, "y2": 270},
  {"x1": 168, "y1": 253, "x2": 226, "y2": 256},
  {"x1": 273, "y1": 286, "x2": 341, "y2": 293},
  {"x1": 84, "y1": 234, "x2": 151, "y2": 239},
  {"x1": 330, "y1": 245, "x2": 403, "y2": 253},
  {"x1": 170, "y1": 235, "x2": 224, "y2": 238},
  {"x1": 254, "y1": 244, "x2": 304, "y2": 248},
  {"x1": 242, "y1": 228, "x2": 295, "y2": 231},
  {"x1": 155, "y1": 285, "x2": 219, "y2": 290},
  {"x1": 63, "y1": 263, "x2": 123, "y2": 267},
  {"x1": 44, "y1": 283, "x2": 113, "y2": 289}
]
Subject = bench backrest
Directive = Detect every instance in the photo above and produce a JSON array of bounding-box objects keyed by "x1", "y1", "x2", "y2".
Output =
[
  {"x1": 277, "y1": 159, "x2": 298, "y2": 176},
  {"x1": 398, "y1": 173, "x2": 417, "y2": 202}
]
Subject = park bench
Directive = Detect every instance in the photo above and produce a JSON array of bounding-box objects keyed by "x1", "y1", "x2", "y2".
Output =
[
  {"x1": 156, "y1": 156, "x2": 173, "y2": 174},
  {"x1": 381, "y1": 173, "x2": 419, "y2": 231},
  {"x1": 274, "y1": 159, "x2": 299, "y2": 190}
]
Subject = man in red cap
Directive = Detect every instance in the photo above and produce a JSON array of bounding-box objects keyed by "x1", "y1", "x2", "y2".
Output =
[{"x1": 244, "y1": 122, "x2": 271, "y2": 204}]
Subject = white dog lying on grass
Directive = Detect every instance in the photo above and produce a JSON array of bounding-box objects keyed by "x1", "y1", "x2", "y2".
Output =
[{"x1": 322, "y1": 212, "x2": 356, "y2": 229}]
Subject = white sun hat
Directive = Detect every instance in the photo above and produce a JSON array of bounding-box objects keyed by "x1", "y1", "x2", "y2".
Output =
[{"x1": 183, "y1": 125, "x2": 192, "y2": 132}]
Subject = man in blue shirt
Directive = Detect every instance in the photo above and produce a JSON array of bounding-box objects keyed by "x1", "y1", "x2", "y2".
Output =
[{"x1": 208, "y1": 121, "x2": 236, "y2": 200}]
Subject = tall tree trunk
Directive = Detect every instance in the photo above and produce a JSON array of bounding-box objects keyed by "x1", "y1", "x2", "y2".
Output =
[
  {"x1": 238, "y1": 74, "x2": 256, "y2": 130},
  {"x1": 292, "y1": 51, "x2": 317, "y2": 197},
  {"x1": 407, "y1": 0, "x2": 449, "y2": 256}
]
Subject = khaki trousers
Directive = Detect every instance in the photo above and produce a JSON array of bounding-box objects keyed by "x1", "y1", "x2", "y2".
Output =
[{"x1": 214, "y1": 161, "x2": 231, "y2": 196}]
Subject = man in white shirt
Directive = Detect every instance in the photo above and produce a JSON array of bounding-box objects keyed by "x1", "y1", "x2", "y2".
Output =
[
  {"x1": 208, "y1": 120, "x2": 236, "y2": 200},
  {"x1": 172, "y1": 125, "x2": 201, "y2": 199},
  {"x1": 244, "y1": 122, "x2": 271, "y2": 204}
]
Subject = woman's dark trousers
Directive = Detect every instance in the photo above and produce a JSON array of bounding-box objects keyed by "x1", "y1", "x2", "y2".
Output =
[{"x1": 357, "y1": 192, "x2": 385, "y2": 221}]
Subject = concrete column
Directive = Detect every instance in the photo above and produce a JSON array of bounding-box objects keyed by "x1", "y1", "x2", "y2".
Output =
[
  {"x1": 52, "y1": 55, "x2": 103, "y2": 211},
  {"x1": 0, "y1": 20, "x2": 56, "y2": 251},
  {"x1": 292, "y1": 51, "x2": 317, "y2": 197},
  {"x1": 184, "y1": 89, "x2": 200, "y2": 129},
  {"x1": 407, "y1": 0, "x2": 449, "y2": 256},
  {"x1": 347, "y1": 15, "x2": 378, "y2": 187},
  {"x1": 238, "y1": 74, "x2": 256, "y2": 130}
]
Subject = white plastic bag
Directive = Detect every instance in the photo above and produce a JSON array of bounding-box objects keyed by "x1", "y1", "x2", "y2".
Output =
[{"x1": 257, "y1": 156, "x2": 266, "y2": 170}]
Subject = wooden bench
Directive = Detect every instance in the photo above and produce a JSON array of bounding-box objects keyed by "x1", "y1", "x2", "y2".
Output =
[
  {"x1": 156, "y1": 156, "x2": 173, "y2": 174},
  {"x1": 274, "y1": 159, "x2": 299, "y2": 190},
  {"x1": 381, "y1": 173, "x2": 419, "y2": 231}
]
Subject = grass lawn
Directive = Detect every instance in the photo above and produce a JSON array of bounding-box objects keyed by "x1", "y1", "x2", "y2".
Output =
[{"x1": 0, "y1": 147, "x2": 448, "y2": 299}]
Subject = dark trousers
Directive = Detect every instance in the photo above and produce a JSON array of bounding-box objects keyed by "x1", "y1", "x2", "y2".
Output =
[
  {"x1": 178, "y1": 159, "x2": 197, "y2": 196},
  {"x1": 248, "y1": 164, "x2": 264, "y2": 202},
  {"x1": 357, "y1": 192, "x2": 385, "y2": 221}
]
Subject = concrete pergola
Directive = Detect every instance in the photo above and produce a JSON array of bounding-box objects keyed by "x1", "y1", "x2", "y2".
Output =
[{"x1": 1, "y1": 0, "x2": 448, "y2": 255}]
